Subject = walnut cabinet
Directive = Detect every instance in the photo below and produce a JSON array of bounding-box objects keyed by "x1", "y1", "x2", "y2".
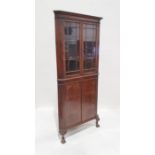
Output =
[{"x1": 54, "y1": 11, "x2": 102, "y2": 143}]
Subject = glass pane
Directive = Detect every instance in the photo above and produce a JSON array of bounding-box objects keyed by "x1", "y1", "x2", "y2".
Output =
[
  {"x1": 64, "y1": 22, "x2": 80, "y2": 75},
  {"x1": 83, "y1": 24, "x2": 96, "y2": 71}
]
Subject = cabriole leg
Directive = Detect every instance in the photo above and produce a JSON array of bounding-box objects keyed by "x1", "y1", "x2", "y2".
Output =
[
  {"x1": 59, "y1": 130, "x2": 67, "y2": 144},
  {"x1": 96, "y1": 114, "x2": 100, "y2": 127}
]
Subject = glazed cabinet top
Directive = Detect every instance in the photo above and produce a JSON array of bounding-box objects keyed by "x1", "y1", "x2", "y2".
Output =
[{"x1": 54, "y1": 11, "x2": 102, "y2": 80}]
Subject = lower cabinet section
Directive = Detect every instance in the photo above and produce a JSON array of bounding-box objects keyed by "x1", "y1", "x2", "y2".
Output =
[{"x1": 58, "y1": 78, "x2": 98, "y2": 129}]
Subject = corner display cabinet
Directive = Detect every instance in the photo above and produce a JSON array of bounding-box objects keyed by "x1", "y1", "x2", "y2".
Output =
[{"x1": 54, "y1": 11, "x2": 102, "y2": 144}]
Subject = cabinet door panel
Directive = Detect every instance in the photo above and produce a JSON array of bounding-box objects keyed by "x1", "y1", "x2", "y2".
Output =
[
  {"x1": 83, "y1": 24, "x2": 97, "y2": 72},
  {"x1": 63, "y1": 81, "x2": 81, "y2": 128},
  {"x1": 82, "y1": 78, "x2": 97, "y2": 121},
  {"x1": 64, "y1": 21, "x2": 80, "y2": 75}
]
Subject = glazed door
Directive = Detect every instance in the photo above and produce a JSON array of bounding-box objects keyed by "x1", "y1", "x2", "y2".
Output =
[
  {"x1": 63, "y1": 21, "x2": 81, "y2": 76},
  {"x1": 83, "y1": 23, "x2": 97, "y2": 73},
  {"x1": 63, "y1": 21, "x2": 98, "y2": 76}
]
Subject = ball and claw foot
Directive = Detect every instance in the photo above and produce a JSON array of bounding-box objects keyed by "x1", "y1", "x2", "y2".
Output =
[
  {"x1": 61, "y1": 135, "x2": 66, "y2": 144},
  {"x1": 96, "y1": 115, "x2": 100, "y2": 128},
  {"x1": 60, "y1": 130, "x2": 67, "y2": 144}
]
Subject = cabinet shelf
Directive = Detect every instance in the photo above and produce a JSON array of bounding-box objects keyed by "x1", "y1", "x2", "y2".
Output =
[
  {"x1": 66, "y1": 70, "x2": 80, "y2": 74},
  {"x1": 66, "y1": 57, "x2": 79, "y2": 60},
  {"x1": 84, "y1": 57, "x2": 95, "y2": 60}
]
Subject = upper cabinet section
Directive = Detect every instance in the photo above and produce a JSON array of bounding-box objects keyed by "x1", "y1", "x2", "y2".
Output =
[{"x1": 54, "y1": 11, "x2": 102, "y2": 79}]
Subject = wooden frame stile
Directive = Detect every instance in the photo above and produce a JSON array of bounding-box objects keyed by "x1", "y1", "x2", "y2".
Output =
[{"x1": 80, "y1": 22, "x2": 83, "y2": 126}]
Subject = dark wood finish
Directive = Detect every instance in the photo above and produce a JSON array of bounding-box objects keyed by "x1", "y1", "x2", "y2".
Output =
[
  {"x1": 54, "y1": 11, "x2": 102, "y2": 143},
  {"x1": 63, "y1": 81, "x2": 81, "y2": 128},
  {"x1": 82, "y1": 78, "x2": 97, "y2": 122}
]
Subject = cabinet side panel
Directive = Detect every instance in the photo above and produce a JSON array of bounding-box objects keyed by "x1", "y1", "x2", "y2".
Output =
[
  {"x1": 82, "y1": 78, "x2": 97, "y2": 121},
  {"x1": 62, "y1": 81, "x2": 81, "y2": 128},
  {"x1": 55, "y1": 18, "x2": 64, "y2": 78}
]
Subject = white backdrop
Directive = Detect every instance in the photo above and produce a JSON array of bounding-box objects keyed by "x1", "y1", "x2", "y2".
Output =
[
  {"x1": 36, "y1": 0, "x2": 120, "y2": 154},
  {"x1": 1, "y1": 0, "x2": 155, "y2": 155},
  {"x1": 36, "y1": 0, "x2": 120, "y2": 110}
]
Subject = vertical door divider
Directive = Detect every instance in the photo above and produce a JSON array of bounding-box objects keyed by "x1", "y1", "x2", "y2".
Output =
[
  {"x1": 80, "y1": 22, "x2": 83, "y2": 122},
  {"x1": 80, "y1": 79, "x2": 82, "y2": 122}
]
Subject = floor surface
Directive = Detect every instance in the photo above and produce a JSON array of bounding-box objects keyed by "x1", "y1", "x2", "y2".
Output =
[{"x1": 36, "y1": 106, "x2": 120, "y2": 155}]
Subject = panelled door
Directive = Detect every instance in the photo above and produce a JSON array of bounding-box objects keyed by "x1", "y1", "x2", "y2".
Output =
[
  {"x1": 82, "y1": 78, "x2": 97, "y2": 121},
  {"x1": 63, "y1": 81, "x2": 81, "y2": 128}
]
